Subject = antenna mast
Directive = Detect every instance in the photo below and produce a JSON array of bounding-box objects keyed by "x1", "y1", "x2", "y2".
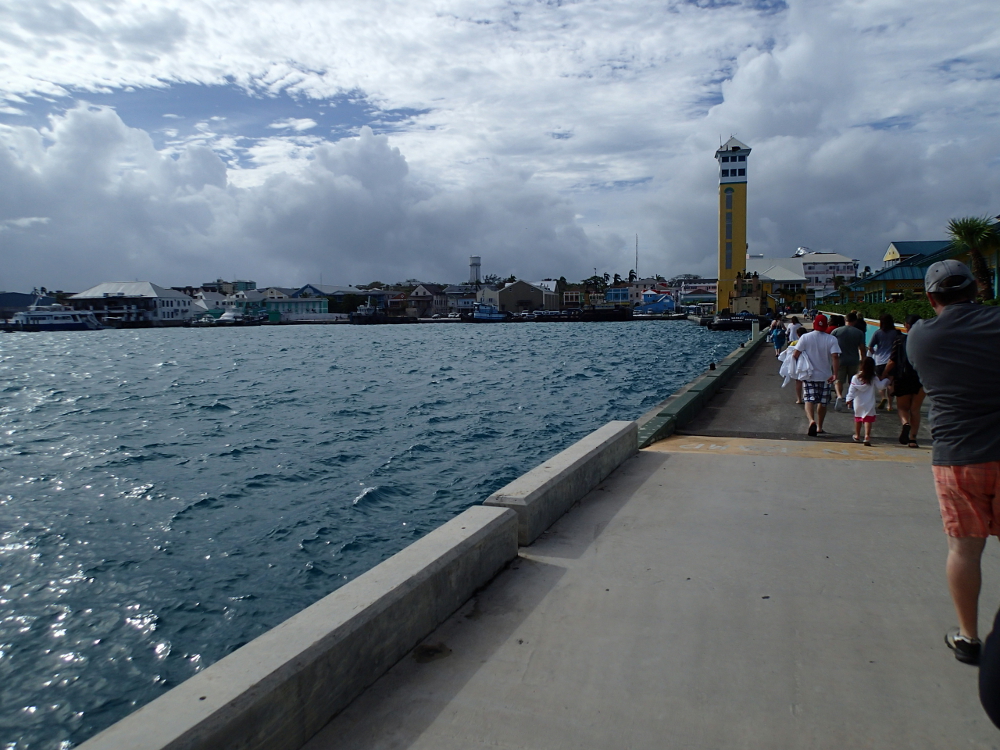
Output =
[{"x1": 635, "y1": 234, "x2": 639, "y2": 280}]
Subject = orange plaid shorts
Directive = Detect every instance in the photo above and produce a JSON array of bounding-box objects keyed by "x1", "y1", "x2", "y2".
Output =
[{"x1": 933, "y1": 462, "x2": 1000, "y2": 537}]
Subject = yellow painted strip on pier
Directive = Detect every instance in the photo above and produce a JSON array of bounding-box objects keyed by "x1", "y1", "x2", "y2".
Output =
[{"x1": 646, "y1": 435, "x2": 931, "y2": 463}]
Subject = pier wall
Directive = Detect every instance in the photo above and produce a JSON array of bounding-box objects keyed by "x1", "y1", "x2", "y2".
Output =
[
  {"x1": 484, "y1": 420, "x2": 637, "y2": 545},
  {"x1": 77, "y1": 506, "x2": 517, "y2": 750},
  {"x1": 77, "y1": 328, "x2": 756, "y2": 750},
  {"x1": 637, "y1": 331, "x2": 767, "y2": 448}
]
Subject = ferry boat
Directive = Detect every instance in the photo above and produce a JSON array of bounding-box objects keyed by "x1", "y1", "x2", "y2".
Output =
[
  {"x1": 471, "y1": 303, "x2": 506, "y2": 322},
  {"x1": 3, "y1": 301, "x2": 102, "y2": 332}
]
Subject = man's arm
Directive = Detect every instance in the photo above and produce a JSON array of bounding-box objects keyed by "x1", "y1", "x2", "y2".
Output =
[{"x1": 829, "y1": 353, "x2": 840, "y2": 382}]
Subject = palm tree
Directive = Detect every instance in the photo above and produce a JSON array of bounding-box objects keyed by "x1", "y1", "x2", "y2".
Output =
[
  {"x1": 628, "y1": 269, "x2": 637, "y2": 283},
  {"x1": 613, "y1": 273, "x2": 622, "y2": 285},
  {"x1": 947, "y1": 216, "x2": 998, "y2": 300}
]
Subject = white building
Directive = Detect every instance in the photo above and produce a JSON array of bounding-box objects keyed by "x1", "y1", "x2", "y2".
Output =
[
  {"x1": 70, "y1": 281, "x2": 195, "y2": 326},
  {"x1": 746, "y1": 252, "x2": 857, "y2": 296}
]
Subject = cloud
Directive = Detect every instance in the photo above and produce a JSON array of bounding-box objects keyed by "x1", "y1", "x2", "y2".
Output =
[
  {"x1": 0, "y1": 106, "x2": 616, "y2": 290},
  {"x1": 0, "y1": 0, "x2": 997, "y2": 289},
  {"x1": 267, "y1": 117, "x2": 317, "y2": 132}
]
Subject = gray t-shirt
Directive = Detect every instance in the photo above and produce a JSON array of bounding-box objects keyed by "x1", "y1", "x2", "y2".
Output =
[
  {"x1": 907, "y1": 303, "x2": 1000, "y2": 466},
  {"x1": 869, "y1": 328, "x2": 901, "y2": 366},
  {"x1": 831, "y1": 325, "x2": 865, "y2": 367}
]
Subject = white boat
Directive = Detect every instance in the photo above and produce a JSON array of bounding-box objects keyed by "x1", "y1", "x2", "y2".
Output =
[
  {"x1": 4, "y1": 300, "x2": 101, "y2": 332},
  {"x1": 472, "y1": 303, "x2": 506, "y2": 322}
]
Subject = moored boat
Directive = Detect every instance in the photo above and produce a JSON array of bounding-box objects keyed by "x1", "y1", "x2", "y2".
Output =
[
  {"x1": 471, "y1": 303, "x2": 507, "y2": 322},
  {"x1": 3, "y1": 301, "x2": 102, "y2": 332}
]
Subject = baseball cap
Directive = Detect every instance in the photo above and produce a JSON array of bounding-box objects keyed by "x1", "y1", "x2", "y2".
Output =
[{"x1": 924, "y1": 259, "x2": 976, "y2": 294}]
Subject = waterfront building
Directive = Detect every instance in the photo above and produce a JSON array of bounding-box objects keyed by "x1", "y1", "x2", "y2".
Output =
[
  {"x1": 746, "y1": 251, "x2": 857, "y2": 306},
  {"x1": 266, "y1": 297, "x2": 330, "y2": 319},
  {"x1": 408, "y1": 284, "x2": 447, "y2": 317},
  {"x1": 715, "y1": 136, "x2": 750, "y2": 312},
  {"x1": 200, "y1": 278, "x2": 255, "y2": 295},
  {"x1": 476, "y1": 286, "x2": 500, "y2": 307},
  {"x1": 70, "y1": 281, "x2": 195, "y2": 326},
  {"x1": 604, "y1": 286, "x2": 631, "y2": 305},
  {"x1": 847, "y1": 240, "x2": 957, "y2": 303},
  {"x1": 443, "y1": 284, "x2": 480, "y2": 314},
  {"x1": 497, "y1": 280, "x2": 558, "y2": 313}
]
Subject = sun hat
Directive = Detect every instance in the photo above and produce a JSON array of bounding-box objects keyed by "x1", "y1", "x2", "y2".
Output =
[{"x1": 924, "y1": 259, "x2": 976, "y2": 294}]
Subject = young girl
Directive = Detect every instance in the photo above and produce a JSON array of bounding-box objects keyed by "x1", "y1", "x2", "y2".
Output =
[{"x1": 846, "y1": 357, "x2": 890, "y2": 446}]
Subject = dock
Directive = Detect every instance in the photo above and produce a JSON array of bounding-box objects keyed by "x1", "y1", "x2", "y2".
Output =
[
  {"x1": 303, "y1": 341, "x2": 998, "y2": 749},
  {"x1": 79, "y1": 334, "x2": 1000, "y2": 750}
]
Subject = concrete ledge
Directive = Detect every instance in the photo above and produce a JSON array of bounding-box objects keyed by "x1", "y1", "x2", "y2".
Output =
[
  {"x1": 484, "y1": 420, "x2": 637, "y2": 545},
  {"x1": 77, "y1": 505, "x2": 518, "y2": 750},
  {"x1": 637, "y1": 332, "x2": 767, "y2": 448}
]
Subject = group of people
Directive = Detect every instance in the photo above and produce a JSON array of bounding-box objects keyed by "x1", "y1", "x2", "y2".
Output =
[
  {"x1": 775, "y1": 260, "x2": 1000, "y2": 725},
  {"x1": 771, "y1": 309, "x2": 923, "y2": 446}
]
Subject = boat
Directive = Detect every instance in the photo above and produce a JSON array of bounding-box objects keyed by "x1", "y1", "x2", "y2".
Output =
[
  {"x1": 2, "y1": 300, "x2": 102, "y2": 332},
  {"x1": 349, "y1": 298, "x2": 388, "y2": 324},
  {"x1": 471, "y1": 303, "x2": 507, "y2": 322},
  {"x1": 190, "y1": 314, "x2": 217, "y2": 327}
]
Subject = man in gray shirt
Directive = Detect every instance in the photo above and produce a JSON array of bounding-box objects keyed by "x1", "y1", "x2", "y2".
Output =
[
  {"x1": 907, "y1": 259, "x2": 1000, "y2": 665},
  {"x1": 831, "y1": 312, "x2": 867, "y2": 411}
]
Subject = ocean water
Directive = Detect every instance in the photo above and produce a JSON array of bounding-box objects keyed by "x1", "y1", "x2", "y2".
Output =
[{"x1": 0, "y1": 322, "x2": 743, "y2": 748}]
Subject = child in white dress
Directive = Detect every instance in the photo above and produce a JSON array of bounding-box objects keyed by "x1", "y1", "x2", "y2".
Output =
[{"x1": 846, "y1": 357, "x2": 891, "y2": 445}]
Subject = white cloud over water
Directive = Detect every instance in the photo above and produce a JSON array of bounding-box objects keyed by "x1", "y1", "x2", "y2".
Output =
[{"x1": 0, "y1": 0, "x2": 997, "y2": 290}]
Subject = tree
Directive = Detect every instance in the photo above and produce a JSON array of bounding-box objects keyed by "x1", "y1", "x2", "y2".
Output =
[
  {"x1": 613, "y1": 273, "x2": 623, "y2": 285},
  {"x1": 628, "y1": 269, "x2": 637, "y2": 283},
  {"x1": 483, "y1": 273, "x2": 503, "y2": 286},
  {"x1": 667, "y1": 273, "x2": 702, "y2": 285},
  {"x1": 947, "y1": 215, "x2": 997, "y2": 300},
  {"x1": 603, "y1": 272, "x2": 610, "y2": 284}
]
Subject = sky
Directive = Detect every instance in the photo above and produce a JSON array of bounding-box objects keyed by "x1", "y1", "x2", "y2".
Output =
[{"x1": 0, "y1": 0, "x2": 998, "y2": 291}]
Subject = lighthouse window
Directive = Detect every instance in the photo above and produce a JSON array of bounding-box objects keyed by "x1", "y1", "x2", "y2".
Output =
[
  {"x1": 721, "y1": 156, "x2": 730, "y2": 163},
  {"x1": 725, "y1": 188, "x2": 733, "y2": 209},
  {"x1": 726, "y1": 212, "x2": 733, "y2": 240},
  {"x1": 721, "y1": 169, "x2": 729, "y2": 177},
  {"x1": 726, "y1": 242, "x2": 733, "y2": 270},
  {"x1": 738, "y1": 155, "x2": 746, "y2": 162},
  {"x1": 738, "y1": 169, "x2": 746, "y2": 176}
]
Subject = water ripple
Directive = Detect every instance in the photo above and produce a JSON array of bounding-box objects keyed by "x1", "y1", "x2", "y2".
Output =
[{"x1": 0, "y1": 322, "x2": 742, "y2": 747}]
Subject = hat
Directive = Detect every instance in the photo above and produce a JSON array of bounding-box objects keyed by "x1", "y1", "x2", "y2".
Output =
[{"x1": 924, "y1": 259, "x2": 976, "y2": 294}]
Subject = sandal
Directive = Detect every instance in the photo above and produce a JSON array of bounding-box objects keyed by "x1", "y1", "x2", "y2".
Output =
[
  {"x1": 808, "y1": 422, "x2": 818, "y2": 437},
  {"x1": 908, "y1": 440, "x2": 919, "y2": 449},
  {"x1": 863, "y1": 440, "x2": 872, "y2": 446},
  {"x1": 899, "y1": 424, "x2": 910, "y2": 445},
  {"x1": 852, "y1": 436, "x2": 861, "y2": 443}
]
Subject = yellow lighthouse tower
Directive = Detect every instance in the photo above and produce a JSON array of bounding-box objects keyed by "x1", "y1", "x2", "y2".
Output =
[{"x1": 715, "y1": 136, "x2": 751, "y2": 312}]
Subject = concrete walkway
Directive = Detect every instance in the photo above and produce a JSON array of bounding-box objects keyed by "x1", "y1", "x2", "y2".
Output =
[{"x1": 305, "y1": 347, "x2": 1000, "y2": 749}]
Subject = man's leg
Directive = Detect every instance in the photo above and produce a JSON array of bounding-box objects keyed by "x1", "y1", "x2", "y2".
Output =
[
  {"x1": 947, "y1": 535, "x2": 988, "y2": 639},
  {"x1": 804, "y1": 400, "x2": 816, "y2": 426},
  {"x1": 815, "y1": 403, "x2": 828, "y2": 431}
]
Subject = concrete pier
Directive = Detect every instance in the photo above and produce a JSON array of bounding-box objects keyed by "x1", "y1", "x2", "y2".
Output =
[{"x1": 302, "y1": 344, "x2": 1000, "y2": 749}]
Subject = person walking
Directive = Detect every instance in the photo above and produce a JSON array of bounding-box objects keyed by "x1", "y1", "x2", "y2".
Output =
[
  {"x1": 850, "y1": 310, "x2": 868, "y2": 337},
  {"x1": 770, "y1": 320, "x2": 787, "y2": 357},
  {"x1": 868, "y1": 314, "x2": 901, "y2": 411},
  {"x1": 812, "y1": 311, "x2": 829, "y2": 333},
  {"x1": 907, "y1": 260, "x2": 1000, "y2": 666},
  {"x1": 831, "y1": 313, "x2": 867, "y2": 411},
  {"x1": 845, "y1": 357, "x2": 889, "y2": 446},
  {"x1": 786, "y1": 316, "x2": 804, "y2": 342},
  {"x1": 883, "y1": 314, "x2": 924, "y2": 448},
  {"x1": 792, "y1": 325, "x2": 841, "y2": 436}
]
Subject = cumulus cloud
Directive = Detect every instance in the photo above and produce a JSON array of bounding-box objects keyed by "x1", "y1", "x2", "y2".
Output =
[
  {"x1": 0, "y1": 106, "x2": 615, "y2": 290},
  {"x1": 0, "y1": 0, "x2": 997, "y2": 289}
]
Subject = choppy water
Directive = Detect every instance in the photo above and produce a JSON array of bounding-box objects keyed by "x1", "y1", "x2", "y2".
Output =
[{"x1": 0, "y1": 322, "x2": 743, "y2": 748}]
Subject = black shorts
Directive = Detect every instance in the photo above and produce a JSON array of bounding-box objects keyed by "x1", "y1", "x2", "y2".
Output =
[{"x1": 894, "y1": 375, "x2": 922, "y2": 397}]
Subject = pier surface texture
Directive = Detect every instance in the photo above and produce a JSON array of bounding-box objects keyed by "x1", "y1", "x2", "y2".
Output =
[{"x1": 303, "y1": 343, "x2": 1000, "y2": 749}]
